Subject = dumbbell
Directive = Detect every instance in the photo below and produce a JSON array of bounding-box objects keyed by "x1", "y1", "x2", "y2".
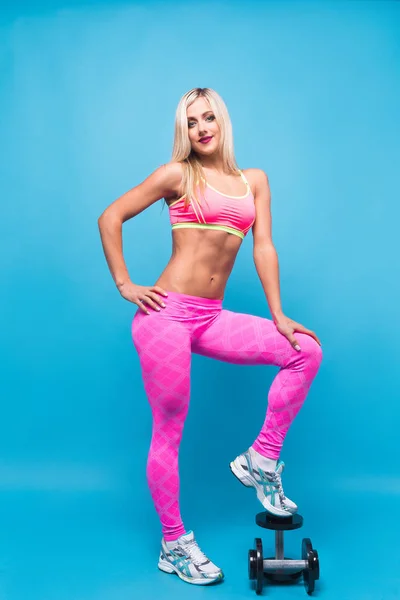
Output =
[{"x1": 248, "y1": 512, "x2": 320, "y2": 595}]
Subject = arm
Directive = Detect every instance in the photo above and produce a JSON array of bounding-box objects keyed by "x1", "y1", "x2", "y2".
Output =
[
  {"x1": 97, "y1": 161, "x2": 183, "y2": 290},
  {"x1": 251, "y1": 169, "x2": 284, "y2": 323},
  {"x1": 250, "y1": 169, "x2": 322, "y2": 349}
]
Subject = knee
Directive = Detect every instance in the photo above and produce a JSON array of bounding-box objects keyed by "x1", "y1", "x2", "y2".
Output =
[{"x1": 297, "y1": 334, "x2": 323, "y2": 368}]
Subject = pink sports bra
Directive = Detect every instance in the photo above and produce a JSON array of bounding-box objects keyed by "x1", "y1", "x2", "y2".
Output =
[{"x1": 168, "y1": 170, "x2": 256, "y2": 240}]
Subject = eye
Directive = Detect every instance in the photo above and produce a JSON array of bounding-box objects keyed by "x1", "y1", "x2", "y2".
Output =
[{"x1": 187, "y1": 114, "x2": 215, "y2": 128}]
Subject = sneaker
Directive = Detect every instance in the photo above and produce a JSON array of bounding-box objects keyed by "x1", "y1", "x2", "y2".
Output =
[
  {"x1": 230, "y1": 451, "x2": 298, "y2": 517},
  {"x1": 158, "y1": 530, "x2": 224, "y2": 585}
]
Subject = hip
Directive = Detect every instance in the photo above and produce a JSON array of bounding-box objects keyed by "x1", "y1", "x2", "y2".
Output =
[{"x1": 131, "y1": 289, "x2": 223, "y2": 341}]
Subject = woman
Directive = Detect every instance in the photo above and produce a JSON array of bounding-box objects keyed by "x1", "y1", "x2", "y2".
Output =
[{"x1": 98, "y1": 87, "x2": 322, "y2": 586}]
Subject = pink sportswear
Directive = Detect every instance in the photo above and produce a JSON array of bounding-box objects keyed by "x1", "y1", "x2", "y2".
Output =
[
  {"x1": 131, "y1": 291, "x2": 323, "y2": 541},
  {"x1": 168, "y1": 170, "x2": 256, "y2": 240}
]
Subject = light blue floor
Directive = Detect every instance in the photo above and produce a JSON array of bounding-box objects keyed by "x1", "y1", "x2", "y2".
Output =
[{"x1": 0, "y1": 473, "x2": 399, "y2": 600}]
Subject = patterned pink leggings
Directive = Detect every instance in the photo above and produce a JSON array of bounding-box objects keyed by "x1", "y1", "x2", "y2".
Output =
[{"x1": 131, "y1": 291, "x2": 322, "y2": 541}]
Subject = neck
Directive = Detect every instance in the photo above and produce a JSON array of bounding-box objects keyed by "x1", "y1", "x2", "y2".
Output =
[{"x1": 196, "y1": 151, "x2": 226, "y2": 173}]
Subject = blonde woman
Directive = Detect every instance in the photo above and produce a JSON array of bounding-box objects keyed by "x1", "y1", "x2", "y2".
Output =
[{"x1": 98, "y1": 87, "x2": 322, "y2": 586}]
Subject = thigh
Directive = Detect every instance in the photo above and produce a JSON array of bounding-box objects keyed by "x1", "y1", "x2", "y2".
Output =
[
  {"x1": 132, "y1": 310, "x2": 192, "y2": 413},
  {"x1": 192, "y1": 308, "x2": 298, "y2": 367}
]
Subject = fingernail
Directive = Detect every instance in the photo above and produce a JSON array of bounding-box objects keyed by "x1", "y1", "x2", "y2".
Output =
[
  {"x1": 161, "y1": 303, "x2": 166, "y2": 307},
  {"x1": 295, "y1": 345, "x2": 301, "y2": 351}
]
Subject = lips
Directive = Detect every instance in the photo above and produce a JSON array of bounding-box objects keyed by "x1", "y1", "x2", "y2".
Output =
[{"x1": 199, "y1": 136, "x2": 212, "y2": 144}]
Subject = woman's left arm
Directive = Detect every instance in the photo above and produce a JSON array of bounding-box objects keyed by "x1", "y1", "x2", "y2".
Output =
[{"x1": 250, "y1": 169, "x2": 321, "y2": 351}]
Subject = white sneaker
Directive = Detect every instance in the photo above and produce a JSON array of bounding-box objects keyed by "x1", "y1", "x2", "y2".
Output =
[
  {"x1": 230, "y1": 451, "x2": 298, "y2": 517},
  {"x1": 158, "y1": 530, "x2": 224, "y2": 585}
]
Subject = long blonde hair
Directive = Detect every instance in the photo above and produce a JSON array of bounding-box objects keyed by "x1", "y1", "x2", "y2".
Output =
[{"x1": 169, "y1": 87, "x2": 241, "y2": 207}]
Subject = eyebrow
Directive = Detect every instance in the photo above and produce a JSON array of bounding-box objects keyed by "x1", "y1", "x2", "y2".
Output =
[{"x1": 187, "y1": 110, "x2": 214, "y2": 120}]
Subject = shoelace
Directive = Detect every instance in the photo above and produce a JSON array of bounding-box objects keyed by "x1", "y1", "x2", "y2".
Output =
[
  {"x1": 184, "y1": 540, "x2": 208, "y2": 566},
  {"x1": 261, "y1": 470, "x2": 288, "y2": 509}
]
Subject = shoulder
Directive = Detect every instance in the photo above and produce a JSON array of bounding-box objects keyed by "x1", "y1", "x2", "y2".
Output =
[
  {"x1": 161, "y1": 160, "x2": 185, "y2": 177},
  {"x1": 241, "y1": 168, "x2": 270, "y2": 196},
  {"x1": 159, "y1": 161, "x2": 185, "y2": 201}
]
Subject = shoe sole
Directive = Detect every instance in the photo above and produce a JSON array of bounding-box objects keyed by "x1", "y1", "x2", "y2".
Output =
[
  {"x1": 230, "y1": 458, "x2": 294, "y2": 518},
  {"x1": 158, "y1": 559, "x2": 224, "y2": 585}
]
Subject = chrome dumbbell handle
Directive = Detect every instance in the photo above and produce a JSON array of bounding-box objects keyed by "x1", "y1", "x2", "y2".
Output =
[
  {"x1": 266, "y1": 529, "x2": 308, "y2": 571},
  {"x1": 275, "y1": 530, "x2": 284, "y2": 559},
  {"x1": 263, "y1": 559, "x2": 308, "y2": 571}
]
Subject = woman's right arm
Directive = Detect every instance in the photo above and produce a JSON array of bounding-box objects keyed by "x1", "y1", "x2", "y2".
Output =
[{"x1": 97, "y1": 161, "x2": 183, "y2": 312}]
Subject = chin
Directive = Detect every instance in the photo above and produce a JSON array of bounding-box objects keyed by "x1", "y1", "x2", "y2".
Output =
[{"x1": 199, "y1": 141, "x2": 218, "y2": 152}]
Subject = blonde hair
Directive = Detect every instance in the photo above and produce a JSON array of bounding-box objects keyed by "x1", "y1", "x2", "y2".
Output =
[{"x1": 169, "y1": 87, "x2": 241, "y2": 207}]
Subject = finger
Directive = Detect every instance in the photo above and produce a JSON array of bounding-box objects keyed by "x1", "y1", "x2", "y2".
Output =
[
  {"x1": 137, "y1": 298, "x2": 150, "y2": 315},
  {"x1": 292, "y1": 324, "x2": 322, "y2": 346},
  {"x1": 152, "y1": 286, "x2": 169, "y2": 297},
  {"x1": 309, "y1": 332, "x2": 321, "y2": 346},
  {"x1": 287, "y1": 335, "x2": 301, "y2": 351},
  {"x1": 142, "y1": 296, "x2": 161, "y2": 312},
  {"x1": 291, "y1": 322, "x2": 310, "y2": 333},
  {"x1": 147, "y1": 291, "x2": 167, "y2": 308}
]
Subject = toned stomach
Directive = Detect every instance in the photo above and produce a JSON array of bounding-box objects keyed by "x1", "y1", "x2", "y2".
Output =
[{"x1": 155, "y1": 228, "x2": 243, "y2": 300}]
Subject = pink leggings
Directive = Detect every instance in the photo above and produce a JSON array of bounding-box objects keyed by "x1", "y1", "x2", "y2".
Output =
[{"x1": 131, "y1": 291, "x2": 322, "y2": 541}]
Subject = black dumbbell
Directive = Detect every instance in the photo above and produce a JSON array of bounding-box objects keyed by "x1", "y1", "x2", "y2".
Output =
[
  {"x1": 248, "y1": 512, "x2": 320, "y2": 595},
  {"x1": 302, "y1": 537, "x2": 320, "y2": 594}
]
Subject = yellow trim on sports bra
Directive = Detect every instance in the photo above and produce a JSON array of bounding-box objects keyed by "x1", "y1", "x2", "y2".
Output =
[
  {"x1": 201, "y1": 169, "x2": 250, "y2": 199},
  {"x1": 190, "y1": 195, "x2": 206, "y2": 224},
  {"x1": 171, "y1": 223, "x2": 245, "y2": 240},
  {"x1": 167, "y1": 194, "x2": 185, "y2": 208},
  {"x1": 167, "y1": 169, "x2": 251, "y2": 207}
]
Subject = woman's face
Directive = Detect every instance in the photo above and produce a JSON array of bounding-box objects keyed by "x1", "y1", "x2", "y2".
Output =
[{"x1": 187, "y1": 97, "x2": 220, "y2": 155}]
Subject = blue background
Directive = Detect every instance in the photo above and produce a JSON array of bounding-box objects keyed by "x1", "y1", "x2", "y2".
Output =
[{"x1": 1, "y1": 1, "x2": 399, "y2": 598}]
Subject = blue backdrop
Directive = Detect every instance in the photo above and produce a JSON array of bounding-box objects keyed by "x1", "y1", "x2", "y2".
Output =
[{"x1": 1, "y1": 1, "x2": 399, "y2": 599}]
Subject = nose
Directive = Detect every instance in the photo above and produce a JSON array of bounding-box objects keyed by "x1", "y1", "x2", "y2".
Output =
[{"x1": 198, "y1": 120, "x2": 209, "y2": 137}]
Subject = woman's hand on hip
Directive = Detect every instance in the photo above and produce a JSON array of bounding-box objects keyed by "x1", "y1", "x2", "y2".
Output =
[
  {"x1": 118, "y1": 282, "x2": 168, "y2": 314},
  {"x1": 274, "y1": 314, "x2": 321, "y2": 351}
]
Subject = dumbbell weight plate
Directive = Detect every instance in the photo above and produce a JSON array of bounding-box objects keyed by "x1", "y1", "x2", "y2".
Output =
[
  {"x1": 248, "y1": 538, "x2": 264, "y2": 591},
  {"x1": 248, "y1": 538, "x2": 264, "y2": 594},
  {"x1": 248, "y1": 549, "x2": 256, "y2": 581},
  {"x1": 255, "y1": 538, "x2": 264, "y2": 595},
  {"x1": 302, "y1": 538, "x2": 319, "y2": 594},
  {"x1": 249, "y1": 538, "x2": 264, "y2": 586}
]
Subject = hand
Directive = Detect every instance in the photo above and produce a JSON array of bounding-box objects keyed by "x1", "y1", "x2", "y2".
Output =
[
  {"x1": 274, "y1": 314, "x2": 321, "y2": 352},
  {"x1": 118, "y1": 282, "x2": 168, "y2": 314}
]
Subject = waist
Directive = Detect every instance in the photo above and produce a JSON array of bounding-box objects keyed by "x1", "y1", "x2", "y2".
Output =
[
  {"x1": 163, "y1": 290, "x2": 223, "y2": 307},
  {"x1": 156, "y1": 230, "x2": 240, "y2": 300}
]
